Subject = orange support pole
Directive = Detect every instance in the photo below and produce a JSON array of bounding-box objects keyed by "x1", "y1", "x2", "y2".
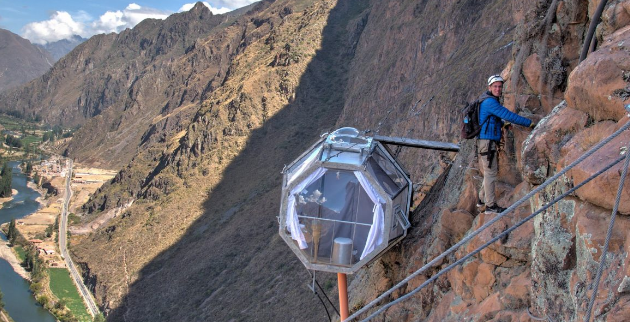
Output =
[{"x1": 338, "y1": 273, "x2": 349, "y2": 321}]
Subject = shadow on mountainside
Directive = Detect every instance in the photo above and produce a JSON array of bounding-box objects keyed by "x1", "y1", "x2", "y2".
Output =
[{"x1": 107, "y1": 1, "x2": 367, "y2": 321}]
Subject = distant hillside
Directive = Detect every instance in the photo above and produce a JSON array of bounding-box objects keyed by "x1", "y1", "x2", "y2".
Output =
[
  {"x1": 0, "y1": 2, "x2": 253, "y2": 168},
  {"x1": 37, "y1": 35, "x2": 87, "y2": 61},
  {"x1": 0, "y1": 28, "x2": 53, "y2": 93}
]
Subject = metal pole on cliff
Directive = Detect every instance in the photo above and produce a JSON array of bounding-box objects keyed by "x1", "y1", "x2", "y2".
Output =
[
  {"x1": 338, "y1": 273, "x2": 349, "y2": 321},
  {"x1": 579, "y1": 0, "x2": 608, "y2": 62}
]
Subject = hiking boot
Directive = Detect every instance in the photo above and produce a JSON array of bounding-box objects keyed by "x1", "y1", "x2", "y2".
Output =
[{"x1": 485, "y1": 204, "x2": 506, "y2": 214}]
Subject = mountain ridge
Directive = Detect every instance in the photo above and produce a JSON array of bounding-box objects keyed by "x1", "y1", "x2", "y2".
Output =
[
  {"x1": 6, "y1": 0, "x2": 630, "y2": 321},
  {"x1": 0, "y1": 29, "x2": 54, "y2": 94}
]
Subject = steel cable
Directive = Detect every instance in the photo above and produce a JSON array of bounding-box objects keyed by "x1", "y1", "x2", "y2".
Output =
[
  {"x1": 584, "y1": 142, "x2": 630, "y2": 322},
  {"x1": 359, "y1": 153, "x2": 625, "y2": 322},
  {"x1": 344, "y1": 120, "x2": 630, "y2": 321}
]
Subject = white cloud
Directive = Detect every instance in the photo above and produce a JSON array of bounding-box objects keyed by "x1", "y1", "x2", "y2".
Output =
[
  {"x1": 21, "y1": 1, "x2": 259, "y2": 45},
  {"x1": 90, "y1": 4, "x2": 170, "y2": 35},
  {"x1": 21, "y1": 11, "x2": 86, "y2": 45},
  {"x1": 21, "y1": 4, "x2": 171, "y2": 45}
]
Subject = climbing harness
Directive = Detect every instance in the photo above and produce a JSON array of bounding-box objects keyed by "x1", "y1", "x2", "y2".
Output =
[{"x1": 343, "y1": 120, "x2": 630, "y2": 322}]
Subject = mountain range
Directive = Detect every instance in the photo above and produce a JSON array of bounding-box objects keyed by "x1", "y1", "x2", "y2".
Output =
[
  {"x1": 0, "y1": 29, "x2": 86, "y2": 94},
  {"x1": 3, "y1": 0, "x2": 630, "y2": 321}
]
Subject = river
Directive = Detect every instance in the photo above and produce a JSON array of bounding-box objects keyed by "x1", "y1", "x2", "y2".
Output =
[{"x1": 0, "y1": 161, "x2": 56, "y2": 322}]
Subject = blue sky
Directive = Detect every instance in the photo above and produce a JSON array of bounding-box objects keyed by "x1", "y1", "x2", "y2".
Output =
[{"x1": 0, "y1": 1, "x2": 258, "y2": 44}]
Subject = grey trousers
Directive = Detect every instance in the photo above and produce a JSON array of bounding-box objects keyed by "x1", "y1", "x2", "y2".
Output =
[{"x1": 478, "y1": 139, "x2": 498, "y2": 206}]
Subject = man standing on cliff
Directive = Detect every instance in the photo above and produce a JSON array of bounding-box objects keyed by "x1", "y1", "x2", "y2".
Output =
[{"x1": 477, "y1": 75, "x2": 535, "y2": 213}]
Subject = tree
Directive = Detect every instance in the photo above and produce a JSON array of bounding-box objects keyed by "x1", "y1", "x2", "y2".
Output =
[
  {"x1": 0, "y1": 163, "x2": 12, "y2": 198},
  {"x1": 5, "y1": 134, "x2": 23, "y2": 148},
  {"x1": 0, "y1": 288, "x2": 4, "y2": 310},
  {"x1": 45, "y1": 223, "x2": 54, "y2": 238},
  {"x1": 93, "y1": 313, "x2": 106, "y2": 322},
  {"x1": 25, "y1": 161, "x2": 33, "y2": 174},
  {"x1": 54, "y1": 298, "x2": 67, "y2": 310},
  {"x1": 33, "y1": 172, "x2": 41, "y2": 186},
  {"x1": 7, "y1": 219, "x2": 16, "y2": 245}
]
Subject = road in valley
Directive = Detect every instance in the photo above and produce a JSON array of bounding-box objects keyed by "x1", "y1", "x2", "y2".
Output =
[{"x1": 59, "y1": 158, "x2": 100, "y2": 318}]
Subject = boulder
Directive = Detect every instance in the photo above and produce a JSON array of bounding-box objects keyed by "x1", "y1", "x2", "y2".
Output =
[
  {"x1": 469, "y1": 292, "x2": 503, "y2": 320},
  {"x1": 565, "y1": 26, "x2": 630, "y2": 122},
  {"x1": 600, "y1": 1, "x2": 630, "y2": 38},
  {"x1": 440, "y1": 208, "x2": 474, "y2": 245},
  {"x1": 499, "y1": 269, "x2": 531, "y2": 310},
  {"x1": 522, "y1": 54, "x2": 543, "y2": 96},
  {"x1": 560, "y1": 119, "x2": 630, "y2": 214},
  {"x1": 522, "y1": 102, "x2": 589, "y2": 184}
]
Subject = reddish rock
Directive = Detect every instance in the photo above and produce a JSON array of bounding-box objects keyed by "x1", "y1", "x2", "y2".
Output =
[
  {"x1": 472, "y1": 263, "x2": 496, "y2": 303},
  {"x1": 560, "y1": 119, "x2": 630, "y2": 214},
  {"x1": 425, "y1": 292, "x2": 454, "y2": 322},
  {"x1": 523, "y1": 54, "x2": 543, "y2": 96},
  {"x1": 606, "y1": 297, "x2": 630, "y2": 322},
  {"x1": 480, "y1": 248, "x2": 508, "y2": 266},
  {"x1": 450, "y1": 295, "x2": 469, "y2": 315},
  {"x1": 601, "y1": 1, "x2": 630, "y2": 38},
  {"x1": 469, "y1": 292, "x2": 503, "y2": 320},
  {"x1": 575, "y1": 201, "x2": 630, "y2": 262},
  {"x1": 448, "y1": 265, "x2": 468, "y2": 300},
  {"x1": 540, "y1": 92, "x2": 565, "y2": 115},
  {"x1": 500, "y1": 270, "x2": 531, "y2": 309},
  {"x1": 456, "y1": 170, "x2": 482, "y2": 215},
  {"x1": 492, "y1": 310, "x2": 531, "y2": 322},
  {"x1": 441, "y1": 208, "x2": 474, "y2": 245},
  {"x1": 565, "y1": 26, "x2": 630, "y2": 122},
  {"x1": 522, "y1": 103, "x2": 589, "y2": 184}
]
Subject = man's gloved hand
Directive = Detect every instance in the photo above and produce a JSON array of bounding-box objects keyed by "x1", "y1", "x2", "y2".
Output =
[{"x1": 529, "y1": 120, "x2": 537, "y2": 129}]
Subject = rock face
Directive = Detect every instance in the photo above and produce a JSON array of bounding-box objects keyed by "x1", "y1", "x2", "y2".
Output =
[
  {"x1": 8, "y1": 0, "x2": 630, "y2": 321},
  {"x1": 0, "y1": 29, "x2": 53, "y2": 93},
  {"x1": 346, "y1": 1, "x2": 630, "y2": 321}
]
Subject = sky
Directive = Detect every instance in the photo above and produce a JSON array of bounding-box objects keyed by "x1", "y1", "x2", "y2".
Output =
[{"x1": 0, "y1": 1, "x2": 259, "y2": 44}]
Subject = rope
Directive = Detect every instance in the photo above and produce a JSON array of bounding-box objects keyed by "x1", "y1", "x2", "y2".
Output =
[
  {"x1": 343, "y1": 120, "x2": 630, "y2": 321},
  {"x1": 358, "y1": 153, "x2": 626, "y2": 322},
  {"x1": 584, "y1": 142, "x2": 630, "y2": 322},
  {"x1": 314, "y1": 290, "x2": 332, "y2": 322},
  {"x1": 308, "y1": 270, "x2": 341, "y2": 318}
]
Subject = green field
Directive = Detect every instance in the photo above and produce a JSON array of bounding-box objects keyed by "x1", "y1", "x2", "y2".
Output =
[
  {"x1": 21, "y1": 134, "x2": 43, "y2": 147},
  {"x1": 14, "y1": 245, "x2": 25, "y2": 262},
  {"x1": 48, "y1": 268, "x2": 92, "y2": 322}
]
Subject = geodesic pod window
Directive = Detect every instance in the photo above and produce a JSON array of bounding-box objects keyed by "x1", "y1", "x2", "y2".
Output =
[
  {"x1": 287, "y1": 169, "x2": 387, "y2": 265},
  {"x1": 293, "y1": 170, "x2": 380, "y2": 264},
  {"x1": 280, "y1": 127, "x2": 415, "y2": 273},
  {"x1": 286, "y1": 143, "x2": 323, "y2": 187},
  {"x1": 366, "y1": 146, "x2": 407, "y2": 196}
]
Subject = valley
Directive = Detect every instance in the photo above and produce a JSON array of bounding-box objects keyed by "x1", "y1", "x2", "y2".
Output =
[{"x1": 1, "y1": 0, "x2": 630, "y2": 321}]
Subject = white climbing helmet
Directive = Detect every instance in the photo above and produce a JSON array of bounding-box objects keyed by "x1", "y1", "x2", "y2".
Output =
[{"x1": 487, "y1": 75, "x2": 504, "y2": 86}]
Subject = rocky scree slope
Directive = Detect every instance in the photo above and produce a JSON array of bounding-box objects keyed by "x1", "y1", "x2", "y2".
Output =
[
  {"x1": 33, "y1": 0, "x2": 630, "y2": 321},
  {"x1": 73, "y1": 0, "x2": 367, "y2": 321}
]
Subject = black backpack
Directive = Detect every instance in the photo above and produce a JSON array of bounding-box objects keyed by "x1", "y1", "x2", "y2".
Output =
[{"x1": 460, "y1": 99, "x2": 487, "y2": 140}]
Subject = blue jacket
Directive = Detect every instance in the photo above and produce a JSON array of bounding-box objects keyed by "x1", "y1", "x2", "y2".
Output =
[{"x1": 478, "y1": 91, "x2": 532, "y2": 141}]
